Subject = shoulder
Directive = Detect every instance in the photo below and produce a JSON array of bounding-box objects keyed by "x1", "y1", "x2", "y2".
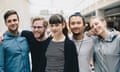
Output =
[
  {"x1": 21, "y1": 30, "x2": 32, "y2": 35},
  {"x1": 44, "y1": 37, "x2": 52, "y2": 43},
  {"x1": 21, "y1": 30, "x2": 33, "y2": 37},
  {"x1": 65, "y1": 38, "x2": 74, "y2": 45},
  {"x1": 115, "y1": 33, "x2": 120, "y2": 42},
  {"x1": 64, "y1": 38, "x2": 76, "y2": 49}
]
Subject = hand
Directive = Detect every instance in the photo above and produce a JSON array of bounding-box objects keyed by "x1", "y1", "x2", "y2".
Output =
[
  {"x1": 0, "y1": 32, "x2": 3, "y2": 44},
  {"x1": 86, "y1": 29, "x2": 95, "y2": 36},
  {"x1": 0, "y1": 36, "x2": 3, "y2": 44}
]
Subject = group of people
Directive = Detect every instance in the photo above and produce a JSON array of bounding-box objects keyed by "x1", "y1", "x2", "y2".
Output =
[{"x1": 0, "y1": 9, "x2": 120, "y2": 72}]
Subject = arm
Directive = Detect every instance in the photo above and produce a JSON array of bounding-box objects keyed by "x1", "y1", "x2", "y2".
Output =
[
  {"x1": 71, "y1": 42, "x2": 79, "y2": 72},
  {"x1": 65, "y1": 40, "x2": 79, "y2": 72},
  {"x1": 0, "y1": 44, "x2": 4, "y2": 72},
  {"x1": 89, "y1": 43, "x2": 94, "y2": 72},
  {"x1": 90, "y1": 57, "x2": 94, "y2": 72},
  {"x1": 21, "y1": 30, "x2": 33, "y2": 41},
  {"x1": 0, "y1": 31, "x2": 4, "y2": 44},
  {"x1": 0, "y1": 36, "x2": 2, "y2": 44}
]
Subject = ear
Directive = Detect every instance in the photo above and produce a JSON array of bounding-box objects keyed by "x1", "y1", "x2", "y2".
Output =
[
  {"x1": 62, "y1": 22, "x2": 65, "y2": 29},
  {"x1": 85, "y1": 24, "x2": 88, "y2": 27},
  {"x1": 5, "y1": 22, "x2": 8, "y2": 26}
]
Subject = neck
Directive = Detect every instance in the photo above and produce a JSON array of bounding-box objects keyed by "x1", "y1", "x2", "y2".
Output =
[
  {"x1": 52, "y1": 33, "x2": 65, "y2": 42},
  {"x1": 100, "y1": 29, "x2": 110, "y2": 40},
  {"x1": 73, "y1": 33, "x2": 84, "y2": 40},
  {"x1": 9, "y1": 30, "x2": 18, "y2": 36}
]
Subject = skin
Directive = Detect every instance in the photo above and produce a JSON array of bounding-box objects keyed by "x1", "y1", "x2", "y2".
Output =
[
  {"x1": 90, "y1": 18, "x2": 109, "y2": 39},
  {"x1": 5, "y1": 14, "x2": 19, "y2": 35},
  {"x1": 69, "y1": 16, "x2": 94, "y2": 71},
  {"x1": 32, "y1": 20, "x2": 47, "y2": 41},
  {"x1": 69, "y1": 16, "x2": 85, "y2": 40},
  {"x1": 49, "y1": 23, "x2": 65, "y2": 42}
]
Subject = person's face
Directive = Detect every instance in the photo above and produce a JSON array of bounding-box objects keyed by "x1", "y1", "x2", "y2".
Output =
[
  {"x1": 50, "y1": 23, "x2": 64, "y2": 36},
  {"x1": 5, "y1": 14, "x2": 19, "y2": 33},
  {"x1": 90, "y1": 18, "x2": 106, "y2": 36},
  {"x1": 32, "y1": 20, "x2": 46, "y2": 39},
  {"x1": 69, "y1": 16, "x2": 85, "y2": 35}
]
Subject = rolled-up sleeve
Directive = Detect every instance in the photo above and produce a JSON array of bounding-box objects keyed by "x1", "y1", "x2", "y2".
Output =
[{"x1": 0, "y1": 44, "x2": 4, "y2": 72}]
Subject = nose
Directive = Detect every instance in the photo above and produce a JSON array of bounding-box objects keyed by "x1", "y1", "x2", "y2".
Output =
[
  {"x1": 10, "y1": 21, "x2": 16, "y2": 25},
  {"x1": 72, "y1": 23, "x2": 79, "y2": 28}
]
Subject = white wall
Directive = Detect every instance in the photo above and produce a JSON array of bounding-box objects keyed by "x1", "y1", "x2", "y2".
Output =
[
  {"x1": 80, "y1": 0, "x2": 120, "y2": 15},
  {"x1": 0, "y1": 0, "x2": 31, "y2": 33}
]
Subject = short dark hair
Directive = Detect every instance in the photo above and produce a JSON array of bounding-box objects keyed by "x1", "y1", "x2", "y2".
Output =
[
  {"x1": 4, "y1": 10, "x2": 19, "y2": 22},
  {"x1": 69, "y1": 12, "x2": 85, "y2": 25}
]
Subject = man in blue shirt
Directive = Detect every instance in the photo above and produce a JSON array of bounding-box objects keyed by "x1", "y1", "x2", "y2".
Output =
[{"x1": 0, "y1": 10, "x2": 30, "y2": 72}]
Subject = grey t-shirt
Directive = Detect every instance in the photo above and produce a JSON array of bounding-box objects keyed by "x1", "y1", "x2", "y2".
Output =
[
  {"x1": 45, "y1": 41, "x2": 64, "y2": 72},
  {"x1": 71, "y1": 33, "x2": 95, "y2": 72}
]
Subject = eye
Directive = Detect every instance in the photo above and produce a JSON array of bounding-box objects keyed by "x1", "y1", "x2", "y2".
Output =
[
  {"x1": 70, "y1": 22, "x2": 75, "y2": 25},
  {"x1": 50, "y1": 24, "x2": 54, "y2": 27},
  {"x1": 94, "y1": 22, "x2": 99, "y2": 25},
  {"x1": 13, "y1": 19, "x2": 17, "y2": 22},
  {"x1": 7, "y1": 20, "x2": 11, "y2": 23},
  {"x1": 77, "y1": 22, "x2": 81, "y2": 24}
]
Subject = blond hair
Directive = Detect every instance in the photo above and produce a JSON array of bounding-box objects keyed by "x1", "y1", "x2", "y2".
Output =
[{"x1": 31, "y1": 17, "x2": 48, "y2": 28}]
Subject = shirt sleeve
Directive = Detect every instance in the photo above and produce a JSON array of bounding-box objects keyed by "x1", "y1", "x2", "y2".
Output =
[{"x1": 0, "y1": 44, "x2": 4, "y2": 72}]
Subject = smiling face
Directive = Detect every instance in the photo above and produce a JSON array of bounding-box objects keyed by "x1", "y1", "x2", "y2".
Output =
[
  {"x1": 32, "y1": 20, "x2": 46, "y2": 39},
  {"x1": 90, "y1": 17, "x2": 107, "y2": 36},
  {"x1": 5, "y1": 14, "x2": 19, "y2": 33},
  {"x1": 69, "y1": 16, "x2": 85, "y2": 36},
  {"x1": 49, "y1": 14, "x2": 67, "y2": 38},
  {"x1": 49, "y1": 23, "x2": 64, "y2": 36}
]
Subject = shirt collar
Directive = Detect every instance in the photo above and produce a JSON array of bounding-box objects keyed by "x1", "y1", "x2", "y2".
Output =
[{"x1": 99, "y1": 32, "x2": 117, "y2": 42}]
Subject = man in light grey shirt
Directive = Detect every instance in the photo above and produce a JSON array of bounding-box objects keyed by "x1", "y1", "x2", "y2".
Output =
[{"x1": 68, "y1": 12, "x2": 95, "y2": 72}]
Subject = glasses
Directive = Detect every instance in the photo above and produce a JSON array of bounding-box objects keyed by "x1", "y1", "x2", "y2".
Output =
[
  {"x1": 32, "y1": 26, "x2": 44, "y2": 29},
  {"x1": 7, "y1": 19, "x2": 18, "y2": 23}
]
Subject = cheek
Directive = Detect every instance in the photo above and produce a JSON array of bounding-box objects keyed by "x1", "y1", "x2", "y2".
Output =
[
  {"x1": 97, "y1": 25, "x2": 103, "y2": 31},
  {"x1": 69, "y1": 25, "x2": 73, "y2": 28}
]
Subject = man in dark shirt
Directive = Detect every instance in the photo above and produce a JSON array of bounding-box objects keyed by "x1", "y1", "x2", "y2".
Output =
[{"x1": 21, "y1": 17, "x2": 51, "y2": 72}]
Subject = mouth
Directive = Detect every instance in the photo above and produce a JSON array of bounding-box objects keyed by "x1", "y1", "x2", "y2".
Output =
[
  {"x1": 72, "y1": 28, "x2": 80, "y2": 32},
  {"x1": 52, "y1": 30, "x2": 58, "y2": 33}
]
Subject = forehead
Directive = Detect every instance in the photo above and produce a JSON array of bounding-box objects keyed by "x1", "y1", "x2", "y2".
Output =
[
  {"x1": 90, "y1": 18, "x2": 105, "y2": 27},
  {"x1": 33, "y1": 20, "x2": 44, "y2": 26},
  {"x1": 49, "y1": 23, "x2": 62, "y2": 26},
  {"x1": 70, "y1": 16, "x2": 83, "y2": 21},
  {"x1": 7, "y1": 14, "x2": 18, "y2": 20},
  {"x1": 90, "y1": 18, "x2": 101, "y2": 22}
]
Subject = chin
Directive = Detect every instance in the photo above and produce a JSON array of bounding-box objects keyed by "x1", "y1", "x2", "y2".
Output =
[{"x1": 35, "y1": 35, "x2": 40, "y2": 38}]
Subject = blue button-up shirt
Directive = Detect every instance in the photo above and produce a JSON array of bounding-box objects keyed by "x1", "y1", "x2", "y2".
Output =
[{"x1": 0, "y1": 31, "x2": 30, "y2": 72}]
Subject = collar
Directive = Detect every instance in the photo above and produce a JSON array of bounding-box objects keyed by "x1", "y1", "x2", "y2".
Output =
[
  {"x1": 99, "y1": 32, "x2": 117, "y2": 42},
  {"x1": 3, "y1": 31, "x2": 20, "y2": 40}
]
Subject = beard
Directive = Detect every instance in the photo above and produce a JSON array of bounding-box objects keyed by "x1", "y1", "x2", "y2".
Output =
[
  {"x1": 38, "y1": 32, "x2": 45, "y2": 39},
  {"x1": 34, "y1": 31, "x2": 45, "y2": 40}
]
